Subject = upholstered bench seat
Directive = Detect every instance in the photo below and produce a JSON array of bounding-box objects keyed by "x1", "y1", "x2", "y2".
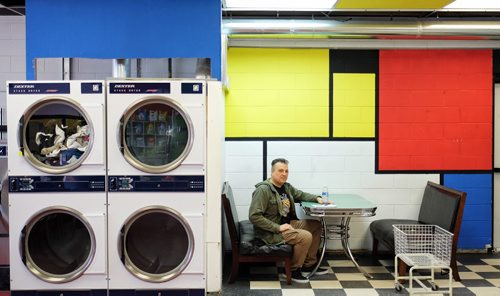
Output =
[
  {"x1": 369, "y1": 219, "x2": 420, "y2": 251},
  {"x1": 239, "y1": 220, "x2": 293, "y2": 256},
  {"x1": 370, "y1": 181, "x2": 466, "y2": 282}
]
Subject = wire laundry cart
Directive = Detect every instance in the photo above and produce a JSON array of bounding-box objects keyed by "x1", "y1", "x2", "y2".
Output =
[{"x1": 393, "y1": 224, "x2": 453, "y2": 295}]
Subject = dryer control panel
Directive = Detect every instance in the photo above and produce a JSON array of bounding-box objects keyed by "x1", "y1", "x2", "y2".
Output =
[
  {"x1": 9, "y1": 175, "x2": 105, "y2": 192},
  {"x1": 108, "y1": 175, "x2": 204, "y2": 192}
]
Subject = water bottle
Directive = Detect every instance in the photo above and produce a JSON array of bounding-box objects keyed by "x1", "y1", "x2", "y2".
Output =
[{"x1": 321, "y1": 186, "x2": 329, "y2": 203}]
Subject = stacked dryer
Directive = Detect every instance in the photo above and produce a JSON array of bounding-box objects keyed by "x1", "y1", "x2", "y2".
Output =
[
  {"x1": 7, "y1": 81, "x2": 107, "y2": 294},
  {"x1": 106, "y1": 79, "x2": 217, "y2": 294}
]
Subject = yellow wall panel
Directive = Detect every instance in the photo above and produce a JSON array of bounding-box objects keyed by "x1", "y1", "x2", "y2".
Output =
[
  {"x1": 226, "y1": 48, "x2": 329, "y2": 137},
  {"x1": 333, "y1": 73, "x2": 375, "y2": 137}
]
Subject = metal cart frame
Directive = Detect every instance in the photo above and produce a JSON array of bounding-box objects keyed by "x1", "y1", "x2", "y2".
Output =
[{"x1": 393, "y1": 224, "x2": 453, "y2": 295}]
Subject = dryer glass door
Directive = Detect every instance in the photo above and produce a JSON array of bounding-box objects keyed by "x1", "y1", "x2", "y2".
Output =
[
  {"x1": 122, "y1": 97, "x2": 194, "y2": 173},
  {"x1": 121, "y1": 206, "x2": 194, "y2": 282},
  {"x1": 22, "y1": 97, "x2": 93, "y2": 174},
  {"x1": 22, "y1": 208, "x2": 96, "y2": 283}
]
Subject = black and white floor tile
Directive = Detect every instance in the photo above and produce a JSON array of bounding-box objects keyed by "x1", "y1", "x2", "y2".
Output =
[{"x1": 221, "y1": 253, "x2": 500, "y2": 295}]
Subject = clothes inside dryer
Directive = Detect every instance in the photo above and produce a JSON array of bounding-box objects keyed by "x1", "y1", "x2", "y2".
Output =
[
  {"x1": 22, "y1": 208, "x2": 96, "y2": 283},
  {"x1": 23, "y1": 98, "x2": 92, "y2": 172},
  {"x1": 121, "y1": 207, "x2": 194, "y2": 282}
]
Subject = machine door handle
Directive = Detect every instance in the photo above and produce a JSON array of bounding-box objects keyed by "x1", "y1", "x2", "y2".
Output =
[
  {"x1": 118, "y1": 118, "x2": 124, "y2": 154},
  {"x1": 18, "y1": 116, "x2": 24, "y2": 155}
]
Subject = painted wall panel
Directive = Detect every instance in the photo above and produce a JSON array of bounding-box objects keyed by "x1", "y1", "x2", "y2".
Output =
[
  {"x1": 379, "y1": 49, "x2": 492, "y2": 171},
  {"x1": 226, "y1": 48, "x2": 329, "y2": 137},
  {"x1": 26, "y1": 0, "x2": 221, "y2": 79},
  {"x1": 333, "y1": 73, "x2": 375, "y2": 137},
  {"x1": 443, "y1": 174, "x2": 492, "y2": 250}
]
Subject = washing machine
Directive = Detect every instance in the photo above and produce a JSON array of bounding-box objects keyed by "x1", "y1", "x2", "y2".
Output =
[
  {"x1": 6, "y1": 80, "x2": 107, "y2": 294},
  {"x1": 106, "y1": 79, "x2": 214, "y2": 294}
]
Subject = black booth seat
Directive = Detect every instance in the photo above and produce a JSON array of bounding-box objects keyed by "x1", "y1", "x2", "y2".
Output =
[{"x1": 370, "y1": 181, "x2": 466, "y2": 282}]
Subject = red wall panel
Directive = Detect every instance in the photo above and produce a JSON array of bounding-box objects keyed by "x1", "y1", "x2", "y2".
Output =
[{"x1": 378, "y1": 50, "x2": 492, "y2": 171}]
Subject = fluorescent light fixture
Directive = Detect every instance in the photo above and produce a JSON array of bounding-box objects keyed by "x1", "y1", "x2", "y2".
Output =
[
  {"x1": 224, "y1": 20, "x2": 332, "y2": 29},
  {"x1": 426, "y1": 23, "x2": 500, "y2": 30},
  {"x1": 445, "y1": 0, "x2": 500, "y2": 9},
  {"x1": 224, "y1": 0, "x2": 336, "y2": 9}
]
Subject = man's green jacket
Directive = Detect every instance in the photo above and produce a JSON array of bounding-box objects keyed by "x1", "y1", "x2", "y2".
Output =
[{"x1": 248, "y1": 179, "x2": 319, "y2": 245}]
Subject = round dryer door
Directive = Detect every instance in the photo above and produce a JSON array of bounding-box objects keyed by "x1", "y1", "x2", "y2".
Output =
[
  {"x1": 22, "y1": 207, "x2": 96, "y2": 283},
  {"x1": 120, "y1": 206, "x2": 194, "y2": 282},
  {"x1": 21, "y1": 97, "x2": 93, "y2": 174},
  {"x1": 121, "y1": 96, "x2": 194, "y2": 173}
]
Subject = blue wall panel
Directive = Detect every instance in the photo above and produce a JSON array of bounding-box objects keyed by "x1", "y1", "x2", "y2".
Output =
[
  {"x1": 26, "y1": 0, "x2": 221, "y2": 79},
  {"x1": 443, "y1": 174, "x2": 492, "y2": 250}
]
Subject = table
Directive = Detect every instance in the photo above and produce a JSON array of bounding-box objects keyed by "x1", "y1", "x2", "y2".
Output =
[{"x1": 301, "y1": 194, "x2": 377, "y2": 278}]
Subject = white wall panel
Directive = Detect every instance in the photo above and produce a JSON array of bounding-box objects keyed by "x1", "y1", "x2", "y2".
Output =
[
  {"x1": 225, "y1": 155, "x2": 262, "y2": 173},
  {"x1": 0, "y1": 72, "x2": 23, "y2": 90},
  {"x1": 0, "y1": 39, "x2": 24, "y2": 55},
  {"x1": 10, "y1": 56, "x2": 25, "y2": 73},
  {"x1": 223, "y1": 141, "x2": 264, "y2": 251},
  {"x1": 393, "y1": 174, "x2": 439, "y2": 188},
  {"x1": 0, "y1": 56, "x2": 9, "y2": 72},
  {"x1": 0, "y1": 23, "x2": 9, "y2": 38},
  {"x1": 10, "y1": 21, "x2": 25, "y2": 39},
  {"x1": 226, "y1": 141, "x2": 262, "y2": 156},
  {"x1": 266, "y1": 141, "x2": 438, "y2": 250}
]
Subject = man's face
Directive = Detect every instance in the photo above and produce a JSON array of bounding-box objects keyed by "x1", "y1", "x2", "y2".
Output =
[{"x1": 271, "y1": 162, "x2": 288, "y2": 187}]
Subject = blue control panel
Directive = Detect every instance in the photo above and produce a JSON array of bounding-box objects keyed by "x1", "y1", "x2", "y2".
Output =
[
  {"x1": 8, "y1": 82, "x2": 71, "y2": 94},
  {"x1": 108, "y1": 175, "x2": 204, "y2": 192},
  {"x1": 181, "y1": 82, "x2": 204, "y2": 94},
  {"x1": 109, "y1": 82, "x2": 170, "y2": 94},
  {"x1": 9, "y1": 176, "x2": 105, "y2": 192}
]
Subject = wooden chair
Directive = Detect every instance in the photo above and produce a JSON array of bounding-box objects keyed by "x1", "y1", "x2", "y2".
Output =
[
  {"x1": 370, "y1": 181, "x2": 466, "y2": 281},
  {"x1": 222, "y1": 181, "x2": 293, "y2": 284}
]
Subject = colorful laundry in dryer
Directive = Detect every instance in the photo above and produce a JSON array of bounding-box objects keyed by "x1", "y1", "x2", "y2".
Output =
[
  {"x1": 34, "y1": 123, "x2": 91, "y2": 164},
  {"x1": 59, "y1": 149, "x2": 84, "y2": 165}
]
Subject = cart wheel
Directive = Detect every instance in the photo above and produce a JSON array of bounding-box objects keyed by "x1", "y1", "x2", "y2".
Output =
[
  {"x1": 395, "y1": 283, "x2": 403, "y2": 291},
  {"x1": 431, "y1": 283, "x2": 439, "y2": 291}
]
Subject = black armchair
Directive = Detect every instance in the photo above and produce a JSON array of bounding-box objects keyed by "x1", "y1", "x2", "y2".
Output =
[{"x1": 222, "y1": 181, "x2": 293, "y2": 284}]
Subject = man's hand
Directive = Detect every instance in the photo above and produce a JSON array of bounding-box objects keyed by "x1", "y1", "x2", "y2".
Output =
[
  {"x1": 316, "y1": 197, "x2": 333, "y2": 204},
  {"x1": 279, "y1": 223, "x2": 294, "y2": 232}
]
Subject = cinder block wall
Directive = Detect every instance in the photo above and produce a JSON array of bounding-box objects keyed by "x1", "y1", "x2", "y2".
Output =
[
  {"x1": 225, "y1": 48, "x2": 493, "y2": 251},
  {"x1": 0, "y1": 16, "x2": 25, "y2": 140},
  {"x1": 0, "y1": 14, "x2": 25, "y2": 267}
]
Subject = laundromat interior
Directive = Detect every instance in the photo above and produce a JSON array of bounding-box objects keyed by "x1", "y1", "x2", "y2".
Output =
[{"x1": 4, "y1": 0, "x2": 500, "y2": 295}]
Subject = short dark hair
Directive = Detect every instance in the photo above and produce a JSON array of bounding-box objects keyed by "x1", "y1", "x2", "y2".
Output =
[{"x1": 271, "y1": 158, "x2": 289, "y2": 169}]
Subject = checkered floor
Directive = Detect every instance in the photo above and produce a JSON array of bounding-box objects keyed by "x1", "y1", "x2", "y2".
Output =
[{"x1": 221, "y1": 252, "x2": 500, "y2": 295}]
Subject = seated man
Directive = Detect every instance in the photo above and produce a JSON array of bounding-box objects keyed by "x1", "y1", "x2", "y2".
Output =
[{"x1": 249, "y1": 158, "x2": 330, "y2": 284}]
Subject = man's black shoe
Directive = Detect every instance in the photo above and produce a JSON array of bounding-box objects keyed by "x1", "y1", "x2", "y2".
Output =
[
  {"x1": 301, "y1": 265, "x2": 329, "y2": 277},
  {"x1": 290, "y1": 269, "x2": 309, "y2": 284}
]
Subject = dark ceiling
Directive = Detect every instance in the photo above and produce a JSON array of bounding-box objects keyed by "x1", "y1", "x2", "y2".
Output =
[
  {"x1": 0, "y1": 0, "x2": 24, "y2": 15},
  {"x1": 222, "y1": 9, "x2": 500, "y2": 20}
]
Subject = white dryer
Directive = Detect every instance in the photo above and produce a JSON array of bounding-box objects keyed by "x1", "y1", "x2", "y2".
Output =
[
  {"x1": 8, "y1": 193, "x2": 107, "y2": 292},
  {"x1": 6, "y1": 81, "x2": 107, "y2": 293},
  {"x1": 7, "y1": 81, "x2": 105, "y2": 177},
  {"x1": 106, "y1": 80, "x2": 207, "y2": 294}
]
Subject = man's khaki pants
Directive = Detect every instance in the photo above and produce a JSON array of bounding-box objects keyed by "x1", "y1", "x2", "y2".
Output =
[{"x1": 282, "y1": 219, "x2": 322, "y2": 270}]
